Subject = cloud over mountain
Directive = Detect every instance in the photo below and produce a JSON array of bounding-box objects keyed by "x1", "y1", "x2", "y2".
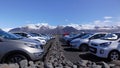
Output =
[{"x1": 6, "y1": 16, "x2": 120, "y2": 34}]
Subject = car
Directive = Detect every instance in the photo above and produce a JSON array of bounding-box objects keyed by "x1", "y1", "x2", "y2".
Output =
[
  {"x1": 89, "y1": 33, "x2": 120, "y2": 61},
  {"x1": 0, "y1": 30, "x2": 44, "y2": 63},
  {"x1": 30, "y1": 33, "x2": 52, "y2": 42},
  {"x1": 65, "y1": 33, "x2": 88, "y2": 45},
  {"x1": 13, "y1": 33, "x2": 42, "y2": 46},
  {"x1": 11, "y1": 32, "x2": 47, "y2": 45},
  {"x1": 63, "y1": 33, "x2": 77, "y2": 42},
  {"x1": 70, "y1": 33, "x2": 106, "y2": 51}
]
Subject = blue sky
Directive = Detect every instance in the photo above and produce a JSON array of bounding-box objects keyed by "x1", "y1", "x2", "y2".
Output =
[{"x1": 0, "y1": 0, "x2": 120, "y2": 29}]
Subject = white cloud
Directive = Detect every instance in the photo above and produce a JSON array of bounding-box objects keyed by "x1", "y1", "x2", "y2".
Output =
[{"x1": 104, "y1": 16, "x2": 113, "y2": 19}]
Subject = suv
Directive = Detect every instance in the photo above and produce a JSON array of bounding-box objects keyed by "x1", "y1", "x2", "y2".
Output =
[
  {"x1": 89, "y1": 33, "x2": 120, "y2": 61},
  {"x1": 70, "y1": 33, "x2": 106, "y2": 51},
  {"x1": 0, "y1": 30, "x2": 44, "y2": 63}
]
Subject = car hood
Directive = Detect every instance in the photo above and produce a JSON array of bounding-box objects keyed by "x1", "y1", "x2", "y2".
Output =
[
  {"x1": 4, "y1": 39, "x2": 36, "y2": 45},
  {"x1": 21, "y1": 38, "x2": 41, "y2": 45}
]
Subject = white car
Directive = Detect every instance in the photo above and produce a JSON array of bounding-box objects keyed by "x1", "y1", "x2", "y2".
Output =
[
  {"x1": 14, "y1": 34, "x2": 42, "y2": 46},
  {"x1": 70, "y1": 33, "x2": 106, "y2": 51},
  {"x1": 89, "y1": 33, "x2": 120, "y2": 61},
  {"x1": 11, "y1": 32, "x2": 46, "y2": 45}
]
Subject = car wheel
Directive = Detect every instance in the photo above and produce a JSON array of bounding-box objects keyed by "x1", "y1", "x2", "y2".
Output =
[
  {"x1": 3, "y1": 54, "x2": 27, "y2": 64},
  {"x1": 79, "y1": 44, "x2": 89, "y2": 52},
  {"x1": 108, "y1": 51, "x2": 119, "y2": 61}
]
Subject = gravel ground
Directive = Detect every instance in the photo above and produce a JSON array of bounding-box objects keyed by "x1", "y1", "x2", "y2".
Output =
[{"x1": 59, "y1": 36, "x2": 120, "y2": 68}]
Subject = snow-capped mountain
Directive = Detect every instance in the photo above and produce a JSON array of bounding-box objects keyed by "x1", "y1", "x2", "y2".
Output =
[{"x1": 9, "y1": 23, "x2": 120, "y2": 34}]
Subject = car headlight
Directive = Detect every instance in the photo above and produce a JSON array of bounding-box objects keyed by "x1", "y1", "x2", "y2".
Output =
[
  {"x1": 24, "y1": 43, "x2": 40, "y2": 48},
  {"x1": 34, "y1": 39, "x2": 40, "y2": 42},
  {"x1": 100, "y1": 42, "x2": 111, "y2": 47},
  {"x1": 38, "y1": 38, "x2": 45, "y2": 40}
]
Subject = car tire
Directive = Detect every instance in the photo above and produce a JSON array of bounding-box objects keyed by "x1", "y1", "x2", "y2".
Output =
[
  {"x1": 108, "y1": 51, "x2": 120, "y2": 61},
  {"x1": 3, "y1": 54, "x2": 28, "y2": 64},
  {"x1": 79, "y1": 44, "x2": 89, "y2": 52}
]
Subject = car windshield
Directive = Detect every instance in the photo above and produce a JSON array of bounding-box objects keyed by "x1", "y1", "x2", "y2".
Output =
[
  {"x1": 0, "y1": 30, "x2": 21, "y2": 40},
  {"x1": 72, "y1": 33, "x2": 86, "y2": 39},
  {"x1": 14, "y1": 34, "x2": 24, "y2": 39},
  {"x1": 81, "y1": 33, "x2": 93, "y2": 39},
  {"x1": 102, "y1": 33, "x2": 118, "y2": 40}
]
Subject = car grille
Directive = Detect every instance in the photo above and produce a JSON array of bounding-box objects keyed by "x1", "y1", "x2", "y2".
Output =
[
  {"x1": 91, "y1": 43, "x2": 98, "y2": 46},
  {"x1": 89, "y1": 46, "x2": 97, "y2": 54}
]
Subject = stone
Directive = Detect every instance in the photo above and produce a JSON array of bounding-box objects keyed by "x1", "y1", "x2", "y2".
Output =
[
  {"x1": 9, "y1": 63, "x2": 19, "y2": 68},
  {"x1": 78, "y1": 60, "x2": 88, "y2": 67},
  {"x1": 35, "y1": 61, "x2": 44, "y2": 68},
  {"x1": 73, "y1": 65, "x2": 77, "y2": 68},
  {"x1": 112, "y1": 66, "x2": 120, "y2": 68},
  {"x1": 91, "y1": 64, "x2": 102, "y2": 68},
  {"x1": 101, "y1": 62, "x2": 110, "y2": 68},
  {"x1": 0, "y1": 64, "x2": 10, "y2": 68},
  {"x1": 108, "y1": 64, "x2": 115, "y2": 68},
  {"x1": 111, "y1": 60, "x2": 120, "y2": 66},
  {"x1": 45, "y1": 62, "x2": 54, "y2": 68},
  {"x1": 63, "y1": 66, "x2": 71, "y2": 68},
  {"x1": 28, "y1": 61, "x2": 36, "y2": 68},
  {"x1": 20, "y1": 60, "x2": 28, "y2": 68}
]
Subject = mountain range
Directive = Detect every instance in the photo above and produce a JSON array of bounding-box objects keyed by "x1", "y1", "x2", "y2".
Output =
[{"x1": 9, "y1": 23, "x2": 120, "y2": 34}]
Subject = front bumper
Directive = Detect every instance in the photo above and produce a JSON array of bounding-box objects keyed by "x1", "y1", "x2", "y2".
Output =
[
  {"x1": 89, "y1": 46, "x2": 110, "y2": 58},
  {"x1": 26, "y1": 48, "x2": 44, "y2": 61}
]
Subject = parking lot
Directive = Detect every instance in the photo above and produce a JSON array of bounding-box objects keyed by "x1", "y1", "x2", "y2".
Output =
[
  {"x1": 60, "y1": 37, "x2": 108, "y2": 63},
  {"x1": 61, "y1": 41, "x2": 109, "y2": 63},
  {"x1": 58, "y1": 35, "x2": 120, "y2": 68}
]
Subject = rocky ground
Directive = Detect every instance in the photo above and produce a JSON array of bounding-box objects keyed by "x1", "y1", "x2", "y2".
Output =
[{"x1": 1, "y1": 35, "x2": 120, "y2": 68}]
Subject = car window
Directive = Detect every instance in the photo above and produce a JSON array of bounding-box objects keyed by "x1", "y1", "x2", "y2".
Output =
[
  {"x1": 90, "y1": 34, "x2": 106, "y2": 39},
  {"x1": 0, "y1": 31, "x2": 20, "y2": 40},
  {"x1": 29, "y1": 33, "x2": 40, "y2": 37},
  {"x1": 81, "y1": 33, "x2": 93, "y2": 39},
  {"x1": 14, "y1": 33, "x2": 28, "y2": 37},
  {"x1": 102, "y1": 33, "x2": 118, "y2": 40}
]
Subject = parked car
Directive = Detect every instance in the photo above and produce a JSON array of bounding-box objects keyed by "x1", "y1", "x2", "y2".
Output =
[
  {"x1": 11, "y1": 32, "x2": 46, "y2": 45},
  {"x1": 13, "y1": 33, "x2": 42, "y2": 46},
  {"x1": 70, "y1": 33, "x2": 106, "y2": 51},
  {"x1": 30, "y1": 33, "x2": 52, "y2": 41},
  {"x1": 63, "y1": 33, "x2": 77, "y2": 42},
  {"x1": 65, "y1": 33, "x2": 88, "y2": 45},
  {"x1": 89, "y1": 33, "x2": 120, "y2": 61},
  {"x1": 0, "y1": 30, "x2": 44, "y2": 63}
]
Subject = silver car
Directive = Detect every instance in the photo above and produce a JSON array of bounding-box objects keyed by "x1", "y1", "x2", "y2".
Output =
[{"x1": 0, "y1": 30, "x2": 44, "y2": 63}]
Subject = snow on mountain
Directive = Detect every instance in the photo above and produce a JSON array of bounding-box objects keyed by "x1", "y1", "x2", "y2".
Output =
[
  {"x1": 14, "y1": 23, "x2": 119, "y2": 30},
  {"x1": 2, "y1": 28, "x2": 13, "y2": 32},
  {"x1": 25, "y1": 23, "x2": 56, "y2": 29}
]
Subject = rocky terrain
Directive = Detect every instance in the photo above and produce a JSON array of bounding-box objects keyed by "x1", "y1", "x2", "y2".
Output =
[{"x1": 0, "y1": 35, "x2": 120, "y2": 68}]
